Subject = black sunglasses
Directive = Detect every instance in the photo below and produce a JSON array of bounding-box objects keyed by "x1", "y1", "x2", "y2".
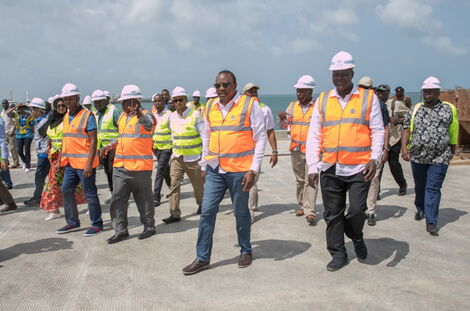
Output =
[
  {"x1": 173, "y1": 98, "x2": 186, "y2": 103},
  {"x1": 56, "y1": 104, "x2": 66, "y2": 108},
  {"x1": 214, "y1": 82, "x2": 232, "y2": 89}
]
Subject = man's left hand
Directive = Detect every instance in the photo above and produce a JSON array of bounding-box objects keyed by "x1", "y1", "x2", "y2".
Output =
[
  {"x1": 1, "y1": 159, "x2": 9, "y2": 171},
  {"x1": 270, "y1": 154, "x2": 278, "y2": 168},
  {"x1": 363, "y1": 160, "x2": 377, "y2": 182},
  {"x1": 83, "y1": 164, "x2": 93, "y2": 178},
  {"x1": 381, "y1": 150, "x2": 388, "y2": 163},
  {"x1": 242, "y1": 170, "x2": 256, "y2": 191}
]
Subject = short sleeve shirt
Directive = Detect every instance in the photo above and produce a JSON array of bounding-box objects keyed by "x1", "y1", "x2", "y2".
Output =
[
  {"x1": 69, "y1": 106, "x2": 97, "y2": 132},
  {"x1": 404, "y1": 101, "x2": 454, "y2": 164}
]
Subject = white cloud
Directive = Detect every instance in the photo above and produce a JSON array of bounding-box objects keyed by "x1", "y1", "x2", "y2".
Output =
[
  {"x1": 309, "y1": 7, "x2": 360, "y2": 42},
  {"x1": 376, "y1": 0, "x2": 467, "y2": 55}
]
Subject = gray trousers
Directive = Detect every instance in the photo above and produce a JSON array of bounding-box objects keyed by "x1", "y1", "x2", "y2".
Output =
[{"x1": 110, "y1": 168, "x2": 155, "y2": 234}]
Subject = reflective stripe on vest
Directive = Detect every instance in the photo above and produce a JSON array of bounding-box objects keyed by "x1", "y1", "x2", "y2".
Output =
[
  {"x1": 319, "y1": 87, "x2": 373, "y2": 165},
  {"x1": 114, "y1": 110, "x2": 155, "y2": 171},
  {"x1": 96, "y1": 104, "x2": 119, "y2": 149},
  {"x1": 46, "y1": 122, "x2": 64, "y2": 153},
  {"x1": 60, "y1": 108, "x2": 99, "y2": 169},
  {"x1": 206, "y1": 95, "x2": 255, "y2": 172},
  {"x1": 171, "y1": 109, "x2": 202, "y2": 156},
  {"x1": 289, "y1": 101, "x2": 313, "y2": 153},
  {"x1": 153, "y1": 110, "x2": 173, "y2": 150}
]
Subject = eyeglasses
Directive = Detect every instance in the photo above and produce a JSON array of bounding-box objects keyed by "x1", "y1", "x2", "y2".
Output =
[
  {"x1": 214, "y1": 82, "x2": 232, "y2": 89},
  {"x1": 56, "y1": 104, "x2": 66, "y2": 108},
  {"x1": 173, "y1": 98, "x2": 186, "y2": 103}
]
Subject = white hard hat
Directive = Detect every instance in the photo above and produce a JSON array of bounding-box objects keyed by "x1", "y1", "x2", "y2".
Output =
[
  {"x1": 172, "y1": 86, "x2": 187, "y2": 98},
  {"x1": 118, "y1": 84, "x2": 142, "y2": 101},
  {"x1": 421, "y1": 76, "x2": 441, "y2": 90},
  {"x1": 358, "y1": 76, "x2": 373, "y2": 88},
  {"x1": 103, "y1": 90, "x2": 111, "y2": 98},
  {"x1": 205, "y1": 87, "x2": 217, "y2": 98},
  {"x1": 151, "y1": 93, "x2": 159, "y2": 101},
  {"x1": 294, "y1": 75, "x2": 315, "y2": 89},
  {"x1": 61, "y1": 83, "x2": 80, "y2": 98},
  {"x1": 329, "y1": 51, "x2": 356, "y2": 71},
  {"x1": 47, "y1": 96, "x2": 54, "y2": 103},
  {"x1": 192, "y1": 90, "x2": 201, "y2": 97},
  {"x1": 28, "y1": 97, "x2": 46, "y2": 110},
  {"x1": 82, "y1": 95, "x2": 92, "y2": 106},
  {"x1": 91, "y1": 90, "x2": 107, "y2": 102}
]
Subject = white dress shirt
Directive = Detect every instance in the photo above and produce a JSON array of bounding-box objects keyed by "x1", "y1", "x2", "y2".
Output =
[
  {"x1": 261, "y1": 104, "x2": 275, "y2": 131},
  {"x1": 306, "y1": 85, "x2": 384, "y2": 176},
  {"x1": 169, "y1": 107, "x2": 205, "y2": 162},
  {"x1": 200, "y1": 93, "x2": 267, "y2": 173}
]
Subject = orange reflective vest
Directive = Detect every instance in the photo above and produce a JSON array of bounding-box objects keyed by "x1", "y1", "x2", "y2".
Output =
[
  {"x1": 318, "y1": 87, "x2": 373, "y2": 165},
  {"x1": 205, "y1": 95, "x2": 255, "y2": 172},
  {"x1": 287, "y1": 101, "x2": 313, "y2": 153},
  {"x1": 60, "y1": 108, "x2": 99, "y2": 169},
  {"x1": 114, "y1": 110, "x2": 155, "y2": 171}
]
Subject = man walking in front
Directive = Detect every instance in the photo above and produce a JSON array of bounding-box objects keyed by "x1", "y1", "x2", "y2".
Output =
[
  {"x1": 183, "y1": 70, "x2": 266, "y2": 275},
  {"x1": 307, "y1": 51, "x2": 384, "y2": 271},
  {"x1": 103, "y1": 84, "x2": 157, "y2": 244},
  {"x1": 278, "y1": 75, "x2": 318, "y2": 224},
  {"x1": 401, "y1": 76, "x2": 458, "y2": 237},
  {"x1": 56, "y1": 83, "x2": 103, "y2": 236}
]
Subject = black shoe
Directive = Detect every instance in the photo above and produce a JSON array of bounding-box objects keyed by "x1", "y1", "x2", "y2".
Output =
[
  {"x1": 398, "y1": 186, "x2": 407, "y2": 196},
  {"x1": 367, "y1": 214, "x2": 376, "y2": 226},
  {"x1": 154, "y1": 200, "x2": 161, "y2": 207},
  {"x1": 415, "y1": 210, "x2": 424, "y2": 221},
  {"x1": 138, "y1": 230, "x2": 156, "y2": 240},
  {"x1": 326, "y1": 258, "x2": 348, "y2": 272},
  {"x1": 426, "y1": 224, "x2": 439, "y2": 236},
  {"x1": 6, "y1": 185, "x2": 13, "y2": 190},
  {"x1": 353, "y1": 238, "x2": 368, "y2": 260},
  {"x1": 196, "y1": 205, "x2": 202, "y2": 215},
  {"x1": 377, "y1": 193, "x2": 381, "y2": 201},
  {"x1": 162, "y1": 216, "x2": 181, "y2": 224},
  {"x1": 106, "y1": 232, "x2": 130, "y2": 244},
  {"x1": 24, "y1": 198, "x2": 40, "y2": 207}
]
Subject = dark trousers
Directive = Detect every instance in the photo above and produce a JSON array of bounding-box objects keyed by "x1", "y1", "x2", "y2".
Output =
[
  {"x1": 1, "y1": 168, "x2": 13, "y2": 188},
  {"x1": 101, "y1": 149, "x2": 115, "y2": 193},
  {"x1": 411, "y1": 162, "x2": 448, "y2": 225},
  {"x1": 153, "y1": 149, "x2": 172, "y2": 201},
  {"x1": 0, "y1": 179, "x2": 14, "y2": 204},
  {"x1": 387, "y1": 142, "x2": 407, "y2": 188},
  {"x1": 321, "y1": 165, "x2": 370, "y2": 260},
  {"x1": 17, "y1": 137, "x2": 32, "y2": 169},
  {"x1": 33, "y1": 156, "x2": 51, "y2": 200}
]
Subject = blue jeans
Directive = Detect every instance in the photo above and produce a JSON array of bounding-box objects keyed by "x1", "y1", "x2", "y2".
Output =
[
  {"x1": 61, "y1": 165, "x2": 103, "y2": 228},
  {"x1": 17, "y1": 137, "x2": 32, "y2": 169},
  {"x1": 411, "y1": 162, "x2": 448, "y2": 225},
  {"x1": 196, "y1": 165, "x2": 251, "y2": 262},
  {"x1": 33, "y1": 156, "x2": 50, "y2": 200}
]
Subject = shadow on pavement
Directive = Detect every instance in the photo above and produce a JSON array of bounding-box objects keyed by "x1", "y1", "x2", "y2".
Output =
[
  {"x1": 376, "y1": 205, "x2": 408, "y2": 222},
  {"x1": 0, "y1": 238, "x2": 74, "y2": 264},
  {"x1": 379, "y1": 187, "x2": 415, "y2": 200},
  {"x1": 345, "y1": 237, "x2": 409, "y2": 267},
  {"x1": 210, "y1": 239, "x2": 312, "y2": 269},
  {"x1": 439, "y1": 208, "x2": 468, "y2": 228},
  {"x1": 11, "y1": 183, "x2": 35, "y2": 190}
]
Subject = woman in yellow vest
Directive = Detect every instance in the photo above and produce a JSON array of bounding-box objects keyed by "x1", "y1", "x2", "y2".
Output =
[{"x1": 39, "y1": 97, "x2": 87, "y2": 220}]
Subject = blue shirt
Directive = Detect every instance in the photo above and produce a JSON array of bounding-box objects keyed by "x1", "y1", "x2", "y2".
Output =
[
  {"x1": 69, "y1": 106, "x2": 97, "y2": 132},
  {"x1": 13, "y1": 112, "x2": 34, "y2": 139},
  {"x1": 0, "y1": 118, "x2": 9, "y2": 160}
]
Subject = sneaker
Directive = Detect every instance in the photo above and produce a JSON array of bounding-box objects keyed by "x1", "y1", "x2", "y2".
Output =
[
  {"x1": 24, "y1": 168, "x2": 30, "y2": 173},
  {"x1": 326, "y1": 258, "x2": 348, "y2": 272},
  {"x1": 398, "y1": 185, "x2": 407, "y2": 196},
  {"x1": 56, "y1": 224, "x2": 80, "y2": 234},
  {"x1": 24, "y1": 198, "x2": 41, "y2": 207},
  {"x1": 84, "y1": 226, "x2": 103, "y2": 237},
  {"x1": 45, "y1": 212, "x2": 62, "y2": 221},
  {"x1": 367, "y1": 214, "x2": 376, "y2": 226},
  {"x1": 415, "y1": 210, "x2": 424, "y2": 221},
  {"x1": 21, "y1": 163, "x2": 26, "y2": 170},
  {"x1": 426, "y1": 224, "x2": 439, "y2": 236},
  {"x1": 353, "y1": 238, "x2": 368, "y2": 260}
]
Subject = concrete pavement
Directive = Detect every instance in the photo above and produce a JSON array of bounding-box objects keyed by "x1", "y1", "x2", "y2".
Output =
[{"x1": 1, "y1": 141, "x2": 469, "y2": 310}]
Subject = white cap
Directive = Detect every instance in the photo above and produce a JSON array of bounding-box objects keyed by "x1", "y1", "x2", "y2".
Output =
[
  {"x1": 151, "y1": 93, "x2": 159, "y2": 101},
  {"x1": 358, "y1": 76, "x2": 373, "y2": 88},
  {"x1": 421, "y1": 76, "x2": 441, "y2": 90},
  {"x1": 294, "y1": 75, "x2": 315, "y2": 89},
  {"x1": 91, "y1": 90, "x2": 107, "y2": 102},
  {"x1": 47, "y1": 96, "x2": 54, "y2": 103},
  {"x1": 118, "y1": 84, "x2": 142, "y2": 101},
  {"x1": 243, "y1": 83, "x2": 260, "y2": 93},
  {"x1": 82, "y1": 95, "x2": 92, "y2": 107},
  {"x1": 28, "y1": 97, "x2": 46, "y2": 110},
  {"x1": 329, "y1": 51, "x2": 356, "y2": 71},
  {"x1": 61, "y1": 83, "x2": 80, "y2": 97},
  {"x1": 172, "y1": 86, "x2": 187, "y2": 98},
  {"x1": 103, "y1": 90, "x2": 111, "y2": 98},
  {"x1": 192, "y1": 90, "x2": 201, "y2": 97},
  {"x1": 205, "y1": 87, "x2": 217, "y2": 98}
]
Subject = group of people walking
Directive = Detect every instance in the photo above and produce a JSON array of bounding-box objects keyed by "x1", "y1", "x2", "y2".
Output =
[{"x1": 0, "y1": 50, "x2": 458, "y2": 273}]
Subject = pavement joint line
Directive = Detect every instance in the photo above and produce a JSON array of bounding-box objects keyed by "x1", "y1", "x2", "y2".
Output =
[{"x1": 0, "y1": 209, "x2": 31, "y2": 240}]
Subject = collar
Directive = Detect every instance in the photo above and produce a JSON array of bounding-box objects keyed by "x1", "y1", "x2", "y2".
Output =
[
  {"x1": 69, "y1": 106, "x2": 83, "y2": 116},
  {"x1": 175, "y1": 107, "x2": 191, "y2": 118},
  {"x1": 216, "y1": 92, "x2": 240, "y2": 109},
  {"x1": 330, "y1": 85, "x2": 360, "y2": 98}
]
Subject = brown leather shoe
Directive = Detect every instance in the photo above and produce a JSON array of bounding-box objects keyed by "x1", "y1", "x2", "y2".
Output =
[
  {"x1": 238, "y1": 253, "x2": 253, "y2": 268},
  {"x1": 295, "y1": 209, "x2": 304, "y2": 216},
  {"x1": 306, "y1": 214, "x2": 316, "y2": 224},
  {"x1": 182, "y1": 259, "x2": 210, "y2": 275},
  {"x1": 0, "y1": 202, "x2": 17, "y2": 213}
]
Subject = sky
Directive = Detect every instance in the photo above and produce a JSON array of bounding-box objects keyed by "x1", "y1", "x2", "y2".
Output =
[{"x1": 0, "y1": 0, "x2": 469, "y2": 100}]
